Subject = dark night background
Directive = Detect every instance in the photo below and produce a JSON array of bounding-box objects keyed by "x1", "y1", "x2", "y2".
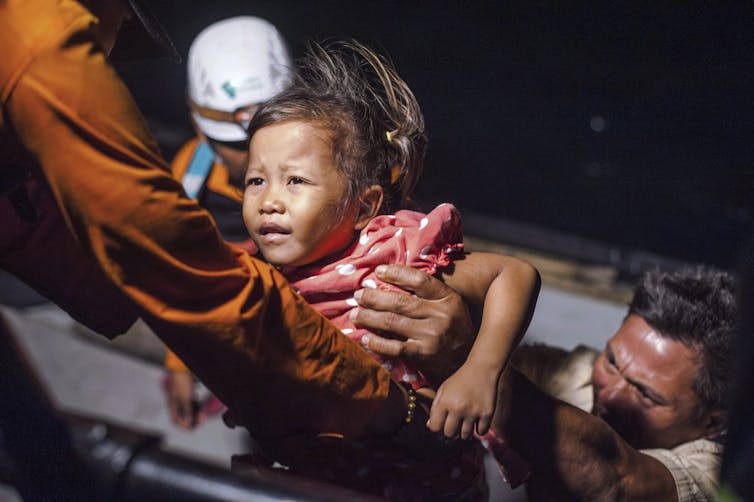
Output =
[{"x1": 114, "y1": 1, "x2": 754, "y2": 272}]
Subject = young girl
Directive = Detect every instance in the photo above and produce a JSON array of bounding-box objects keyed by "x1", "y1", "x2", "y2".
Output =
[{"x1": 242, "y1": 40, "x2": 539, "y2": 493}]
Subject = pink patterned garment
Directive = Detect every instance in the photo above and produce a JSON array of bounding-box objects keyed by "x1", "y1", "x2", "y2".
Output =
[
  {"x1": 281, "y1": 202, "x2": 532, "y2": 488},
  {"x1": 282, "y1": 203, "x2": 464, "y2": 390}
]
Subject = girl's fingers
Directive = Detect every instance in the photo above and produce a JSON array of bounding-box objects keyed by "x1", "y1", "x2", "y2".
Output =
[
  {"x1": 427, "y1": 401, "x2": 447, "y2": 434},
  {"x1": 442, "y1": 413, "x2": 462, "y2": 439},
  {"x1": 476, "y1": 416, "x2": 492, "y2": 436},
  {"x1": 460, "y1": 417, "x2": 476, "y2": 440}
]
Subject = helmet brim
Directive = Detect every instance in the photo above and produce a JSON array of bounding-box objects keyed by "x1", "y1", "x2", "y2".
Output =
[{"x1": 111, "y1": 0, "x2": 181, "y2": 63}]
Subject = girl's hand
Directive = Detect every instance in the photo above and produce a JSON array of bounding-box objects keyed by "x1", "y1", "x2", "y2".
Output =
[
  {"x1": 165, "y1": 371, "x2": 206, "y2": 430},
  {"x1": 427, "y1": 363, "x2": 498, "y2": 439}
]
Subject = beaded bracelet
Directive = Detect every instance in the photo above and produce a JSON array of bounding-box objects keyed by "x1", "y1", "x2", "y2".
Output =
[
  {"x1": 384, "y1": 383, "x2": 420, "y2": 439},
  {"x1": 403, "y1": 383, "x2": 418, "y2": 424}
]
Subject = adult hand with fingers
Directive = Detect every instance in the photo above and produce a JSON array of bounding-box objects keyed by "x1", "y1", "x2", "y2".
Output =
[
  {"x1": 351, "y1": 264, "x2": 474, "y2": 384},
  {"x1": 164, "y1": 371, "x2": 206, "y2": 430}
]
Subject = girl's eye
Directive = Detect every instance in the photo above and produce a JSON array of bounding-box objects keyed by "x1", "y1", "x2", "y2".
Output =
[
  {"x1": 288, "y1": 177, "x2": 305, "y2": 185},
  {"x1": 247, "y1": 177, "x2": 264, "y2": 187}
]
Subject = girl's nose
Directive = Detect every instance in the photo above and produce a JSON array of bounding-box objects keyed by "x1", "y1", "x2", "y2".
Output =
[{"x1": 260, "y1": 194, "x2": 284, "y2": 214}]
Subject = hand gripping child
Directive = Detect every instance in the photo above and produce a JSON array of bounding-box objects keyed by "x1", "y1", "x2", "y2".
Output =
[{"x1": 240, "y1": 40, "x2": 540, "y2": 494}]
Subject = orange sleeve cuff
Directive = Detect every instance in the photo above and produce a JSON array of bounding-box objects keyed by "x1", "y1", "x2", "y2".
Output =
[{"x1": 164, "y1": 348, "x2": 190, "y2": 373}]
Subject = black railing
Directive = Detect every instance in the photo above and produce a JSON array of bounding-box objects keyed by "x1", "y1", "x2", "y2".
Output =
[{"x1": 0, "y1": 312, "x2": 382, "y2": 502}]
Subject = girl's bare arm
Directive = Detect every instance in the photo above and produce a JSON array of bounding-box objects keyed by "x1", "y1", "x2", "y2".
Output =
[
  {"x1": 440, "y1": 252, "x2": 540, "y2": 378},
  {"x1": 428, "y1": 253, "x2": 540, "y2": 437}
]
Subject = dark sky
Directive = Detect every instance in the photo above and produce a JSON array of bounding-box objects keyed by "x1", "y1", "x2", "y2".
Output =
[{"x1": 115, "y1": 1, "x2": 754, "y2": 269}]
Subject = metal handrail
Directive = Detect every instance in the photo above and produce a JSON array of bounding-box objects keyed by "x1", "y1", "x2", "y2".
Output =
[{"x1": 0, "y1": 312, "x2": 382, "y2": 501}]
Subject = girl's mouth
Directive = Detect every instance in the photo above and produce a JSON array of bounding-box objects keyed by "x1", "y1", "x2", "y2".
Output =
[{"x1": 258, "y1": 222, "x2": 290, "y2": 243}]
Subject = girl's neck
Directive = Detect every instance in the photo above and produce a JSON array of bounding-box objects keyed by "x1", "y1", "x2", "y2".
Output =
[{"x1": 276, "y1": 235, "x2": 361, "y2": 277}]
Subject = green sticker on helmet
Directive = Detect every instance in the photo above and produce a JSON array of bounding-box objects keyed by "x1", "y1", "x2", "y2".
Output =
[{"x1": 222, "y1": 81, "x2": 236, "y2": 98}]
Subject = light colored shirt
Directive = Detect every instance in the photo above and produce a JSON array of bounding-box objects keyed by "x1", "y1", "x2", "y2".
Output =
[{"x1": 521, "y1": 344, "x2": 722, "y2": 502}]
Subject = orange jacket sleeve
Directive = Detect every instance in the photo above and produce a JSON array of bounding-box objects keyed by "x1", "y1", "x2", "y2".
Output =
[
  {"x1": 164, "y1": 347, "x2": 190, "y2": 373},
  {"x1": 1, "y1": 0, "x2": 390, "y2": 438},
  {"x1": 162, "y1": 140, "x2": 253, "y2": 374}
]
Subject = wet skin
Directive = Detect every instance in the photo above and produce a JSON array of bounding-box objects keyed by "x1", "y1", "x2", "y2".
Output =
[
  {"x1": 243, "y1": 121, "x2": 365, "y2": 269},
  {"x1": 591, "y1": 314, "x2": 715, "y2": 449}
]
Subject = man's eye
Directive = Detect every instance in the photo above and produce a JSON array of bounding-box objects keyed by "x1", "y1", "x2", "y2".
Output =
[{"x1": 638, "y1": 389, "x2": 657, "y2": 405}]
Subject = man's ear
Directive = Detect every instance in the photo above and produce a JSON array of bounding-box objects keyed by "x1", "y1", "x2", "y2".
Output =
[
  {"x1": 188, "y1": 111, "x2": 207, "y2": 142},
  {"x1": 195, "y1": 127, "x2": 209, "y2": 144},
  {"x1": 354, "y1": 185, "x2": 384, "y2": 231},
  {"x1": 702, "y1": 409, "x2": 727, "y2": 440}
]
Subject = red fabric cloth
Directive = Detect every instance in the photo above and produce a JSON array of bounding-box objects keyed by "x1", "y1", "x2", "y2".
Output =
[
  {"x1": 286, "y1": 203, "x2": 532, "y2": 488},
  {"x1": 475, "y1": 430, "x2": 532, "y2": 488},
  {"x1": 284, "y1": 203, "x2": 464, "y2": 389}
]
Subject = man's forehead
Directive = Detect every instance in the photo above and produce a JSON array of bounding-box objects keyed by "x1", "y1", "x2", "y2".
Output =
[
  {"x1": 608, "y1": 315, "x2": 701, "y2": 389},
  {"x1": 630, "y1": 324, "x2": 673, "y2": 355}
]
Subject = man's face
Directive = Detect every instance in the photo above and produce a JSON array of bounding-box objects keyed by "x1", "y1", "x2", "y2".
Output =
[
  {"x1": 86, "y1": 0, "x2": 133, "y2": 55},
  {"x1": 591, "y1": 314, "x2": 711, "y2": 449},
  {"x1": 208, "y1": 139, "x2": 249, "y2": 188}
]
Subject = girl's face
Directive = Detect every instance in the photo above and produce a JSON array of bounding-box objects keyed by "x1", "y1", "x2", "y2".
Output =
[{"x1": 243, "y1": 121, "x2": 362, "y2": 268}]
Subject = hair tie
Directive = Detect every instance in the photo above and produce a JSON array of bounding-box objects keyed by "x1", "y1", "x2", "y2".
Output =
[
  {"x1": 385, "y1": 130, "x2": 393, "y2": 143},
  {"x1": 390, "y1": 165, "x2": 401, "y2": 184}
]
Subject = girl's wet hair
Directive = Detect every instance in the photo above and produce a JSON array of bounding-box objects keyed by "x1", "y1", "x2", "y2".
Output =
[{"x1": 247, "y1": 40, "x2": 427, "y2": 214}]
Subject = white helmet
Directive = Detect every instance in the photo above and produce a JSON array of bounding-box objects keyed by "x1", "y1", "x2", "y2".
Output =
[{"x1": 187, "y1": 16, "x2": 292, "y2": 142}]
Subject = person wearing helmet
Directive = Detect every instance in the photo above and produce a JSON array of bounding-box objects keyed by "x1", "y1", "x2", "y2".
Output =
[
  {"x1": 1, "y1": 0, "x2": 475, "y2": 458},
  {"x1": 163, "y1": 17, "x2": 292, "y2": 430},
  {"x1": 180, "y1": 16, "x2": 291, "y2": 244}
]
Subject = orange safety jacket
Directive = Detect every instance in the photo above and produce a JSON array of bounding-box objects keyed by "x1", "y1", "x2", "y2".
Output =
[
  {"x1": 0, "y1": 0, "x2": 390, "y2": 438},
  {"x1": 170, "y1": 137, "x2": 255, "y2": 249},
  {"x1": 164, "y1": 138, "x2": 256, "y2": 373}
]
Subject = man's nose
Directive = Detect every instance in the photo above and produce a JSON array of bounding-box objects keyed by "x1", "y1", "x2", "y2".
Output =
[{"x1": 600, "y1": 379, "x2": 632, "y2": 407}]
